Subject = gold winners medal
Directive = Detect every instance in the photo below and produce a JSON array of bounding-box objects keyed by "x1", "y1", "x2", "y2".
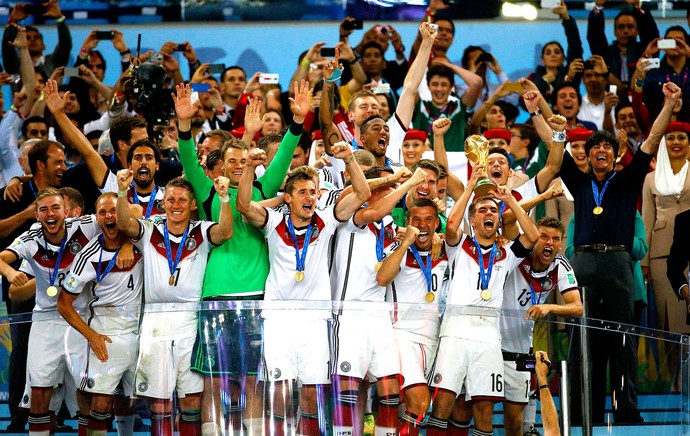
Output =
[
  {"x1": 168, "y1": 275, "x2": 175, "y2": 286},
  {"x1": 46, "y1": 286, "x2": 58, "y2": 297},
  {"x1": 375, "y1": 261, "x2": 383, "y2": 272},
  {"x1": 480, "y1": 289, "x2": 491, "y2": 301},
  {"x1": 425, "y1": 292, "x2": 435, "y2": 303},
  {"x1": 295, "y1": 271, "x2": 305, "y2": 282},
  {"x1": 593, "y1": 206, "x2": 603, "y2": 215}
]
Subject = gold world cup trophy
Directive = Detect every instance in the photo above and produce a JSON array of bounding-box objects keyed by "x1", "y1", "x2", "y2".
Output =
[{"x1": 464, "y1": 134, "x2": 497, "y2": 197}]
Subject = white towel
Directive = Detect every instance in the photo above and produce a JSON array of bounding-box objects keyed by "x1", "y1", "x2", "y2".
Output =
[{"x1": 654, "y1": 136, "x2": 688, "y2": 196}]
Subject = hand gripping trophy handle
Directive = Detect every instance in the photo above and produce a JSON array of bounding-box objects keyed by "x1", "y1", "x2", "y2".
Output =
[{"x1": 464, "y1": 134, "x2": 497, "y2": 197}]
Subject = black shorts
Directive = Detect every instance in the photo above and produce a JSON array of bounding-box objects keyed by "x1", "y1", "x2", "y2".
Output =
[{"x1": 191, "y1": 298, "x2": 263, "y2": 376}]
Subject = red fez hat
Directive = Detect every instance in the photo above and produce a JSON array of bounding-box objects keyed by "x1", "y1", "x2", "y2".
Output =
[
  {"x1": 665, "y1": 122, "x2": 690, "y2": 135},
  {"x1": 566, "y1": 128, "x2": 593, "y2": 143},
  {"x1": 311, "y1": 130, "x2": 323, "y2": 141},
  {"x1": 404, "y1": 129, "x2": 427, "y2": 142},
  {"x1": 483, "y1": 128, "x2": 511, "y2": 142}
]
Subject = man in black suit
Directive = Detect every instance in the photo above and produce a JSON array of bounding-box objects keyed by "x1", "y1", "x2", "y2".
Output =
[{"x1": 667, "y1": 209, "x2": 690, "y2": 305}]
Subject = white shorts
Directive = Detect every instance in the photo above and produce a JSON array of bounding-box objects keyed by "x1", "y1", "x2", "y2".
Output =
[
  {"x1": 395, "y1": 331, "x2": 437, "y2": 390},
  {"x1": 27, "y1": 320, "x2": 87, "y2": 388},
  {"x1": 429, "y1": 336, "x2": 504, "y2": 401},
  {"x1": 332, "y1": 315, "x2": 400, "y2": 381},
  {"x1": 82, "y1": 332, "x2": 138, "y2": 396},
  {"x1": 503, "y1": 360, "x2": 530, "y2": 404},
  {"x1": 19, "y1": 371, "x2": 78, "y2": 416},
  {"x1": 134, "y1": 334, "x2": 203, "y2": 400},
  {"x1": 262, "y1": 317, "x2": 331, "y2": 385}
]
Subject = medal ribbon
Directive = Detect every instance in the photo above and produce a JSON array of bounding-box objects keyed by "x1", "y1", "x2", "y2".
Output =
[
  {"x1": 591, "y1": 173, "x2": 616, "y2": 210},
  {"x1": 529, "y1": 281, "x2": 545, "y2": 306},
  {"x1": 130, "y1": 182, "x2": 158, "y2": 219},
  {"x1": 375, "y1": 221, "x2": 385, "y2": 262},
  {"x1": 95, "y1": 234, "x2": 121, "y2": 283},
  {"x1": 409, "y1": 245, "x2": 432, "y2": 293},
  {"x1": 45, "y1": 231, "x2": 68, "y2": 287},
  {"x1": 28, "y1": 180, "x2": 38, "y2": 199},
  {"x1": 163, "y1": 222, "x2": 190, "y2": 279},
  {"x1": 287, "y1": 217, "x2": 314, "y2": 273},
  {"x1": 472, "y1": 237, "x2": 497, "y2": 290}
]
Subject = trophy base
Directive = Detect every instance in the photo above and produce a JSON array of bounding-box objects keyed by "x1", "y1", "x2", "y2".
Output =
[{"x1": 473, "y1": 178, "x2": 497, "y2": 197}]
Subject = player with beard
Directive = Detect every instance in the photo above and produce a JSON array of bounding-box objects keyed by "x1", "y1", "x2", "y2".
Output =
[
  {"x1": 499, "y1": 217, "x2": 582, "y2": 436},
  {"x1": 426, "y1": 166, "x2": 538, "y2": 436},
  {"x1": 57, "y1": 193, "x2": 144, "y2": 436},
  {"x1": 237, "y1": 142, "x2": 370, "y2": 436},
  {"x1": 376, "y1": 198, "x2": 450, "y2": 436},
  {"x1": 0, "y1": 189, "x2": 102, "y2": 436},
  {"x1": 43, "y1": 79, "x2": 165, "y2": 219}
]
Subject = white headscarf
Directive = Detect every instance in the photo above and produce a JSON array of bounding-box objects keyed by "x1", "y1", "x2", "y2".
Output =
[{"x1": 654, "y1": 136, "x2": 688, "y2": 196}]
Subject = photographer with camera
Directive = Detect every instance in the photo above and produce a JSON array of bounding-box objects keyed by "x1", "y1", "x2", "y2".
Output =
[{"x1": 2, "y1": 0, "x2": 72, "y2": 77}]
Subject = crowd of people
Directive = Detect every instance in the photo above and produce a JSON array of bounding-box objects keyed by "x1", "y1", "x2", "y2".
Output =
[{"x1": 0, "y1": 0, "x2": 689, "y2": 435}]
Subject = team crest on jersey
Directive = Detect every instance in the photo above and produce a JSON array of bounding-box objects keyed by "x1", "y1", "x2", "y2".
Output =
[
  {"x1": 340, "y1": 362, "x2": 351, "y2": 373},
  {"x1": 385, "y1": 228, "x2": 394, "y2": 241},
  {"x1": 495, "y1": 249, "x2": 503, "y2": 260},
  {"x1": 433, "y1": 373, "x2": 442, "y2": 384},
  {"x1": 69, "y1": 241, "x2": 82, "y2": 254},
  {"x1": 86, "y1": 378, "x2": 95, "y2": 389},
  {"x1": 138, "y1": 382, "x2": 148, "y2": 392},
  {"x1": 270, "y1": 368, "x2": 282, "y2": 379},
  {"x1": 185, "y1": 238, "x2": 197, "y2": 251},
  {"x1": 541, "y1": 277, "x2": 553, "y2": 292},
  {"x1": 156, "y1": 201, "x2": 165, "y2": 212},
  {"x1": 205, "y1": 356, "x2": 216, "y2": 369},
  {"x1": 312, "y1": 227, "x2": 320, "y2": 239}
]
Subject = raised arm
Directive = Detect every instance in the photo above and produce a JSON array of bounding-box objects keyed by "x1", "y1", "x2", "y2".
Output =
[
  {"x1": 432, "y1": 118, "x2": 464, "y2": 200},
  {"x1": 535, "y1": 351, "x2": 561, "y2": 436},
  {"x1": 495, "y1": 186, "x2": 539, "y2": 249},
  {"x1": 446, "y1": 165, "x2": 485, "y2": 246},
  {"x1": 115, "y1": 170, "x2": 142, "y2": 238},
  {"x1": 236, "y1": 149, "x2": 269, "y2": 228},
  {"x1": 395, "y1": 22, "x2": 436, "y2": 127},
  {"x1": 338, "y1": 40, "x2": 366, "y2": 93},
  {"x1": 45, "y1": 79, "x2": 108, "y2": 185},
  {"x1": 354, "y1": 168, "x2": 427, "y2": 226},
  {"x1": 535, "y1": 112, "x2": 567, "y2": 193},
  {"x1": 333, "y1": 142, "x2": 371, "y2": 221},
  {"x1": 319, "y1": 49, "x2": 344, "y2": 155},
  {"x1": 640, "y1": 82, "x2": 682, "y2": 155},
  {"x1": 208, "y1": 176, "x2": 234, "y2": 245},
  {"x1": 436, "y1": 59, "x2": 483, "y2": 109},
  {"x1": 12, "y1": 27, "x2": 37, "y2": 117}
]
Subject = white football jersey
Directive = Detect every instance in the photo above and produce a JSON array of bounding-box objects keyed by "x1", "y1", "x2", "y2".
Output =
[
  {"x1": 442, "y1": 234, "x2": 530, "y2": 344},
  {"x1": 387, "y1": 245, "x2": 449, "y2": 345},
  {"x1": 101, "y1": 173, "x2": 165, "y2": 218},
  {"x1": 63, "y1": 235, "x2": 144, "y2": 335},
  {"x1": 500, "y1": 255, "x2": 579, "y2": 353},
  {"x1": 262, "y1": 207, "x2": 341, "y2": 318},
  {"x1": 133, "y1": 218, "x2": 218, "y2": 337},
  {"x1": 8, "y1": 216, "x2": 101, "y2": 320},
  {"x1": 332, "y1": 215, "x2": 399, "y2": 304}
]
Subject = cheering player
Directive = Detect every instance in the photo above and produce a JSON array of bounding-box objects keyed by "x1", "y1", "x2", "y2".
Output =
[
  {"x1": 236, "y1": 141, "x2": 370, "y2": 436},
  {"x1": 115, "y1": 171, "x2": 233, "y2": 436},
  {"x1": 426, "y1": 167, "x2": 538, "y2": 436}
]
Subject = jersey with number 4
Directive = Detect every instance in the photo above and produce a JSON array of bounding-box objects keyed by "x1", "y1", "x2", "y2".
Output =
[
  {"x1": 63, "y1": 236, "x2": 144, "y2": 335},
  {"x1": 442, "y1": 234, "x2": 530, "y2": 345},
  {"x1": 133, "y1": 218, "x2": 218, "y2": 336},
  {"x1": 7, "y1": 216, "x2": 101, "y2": 321},
  {"x1": 500, "y1": 255, "x2": 578, "y2": 353},
  {"x1": 387, "y1": 245, "x2": 449, "y2": 345}
]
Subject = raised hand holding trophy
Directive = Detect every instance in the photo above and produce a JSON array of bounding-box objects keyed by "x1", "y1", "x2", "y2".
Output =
[{"x1": 464, "y1": 134, "x2": 497, "y2": 197}]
